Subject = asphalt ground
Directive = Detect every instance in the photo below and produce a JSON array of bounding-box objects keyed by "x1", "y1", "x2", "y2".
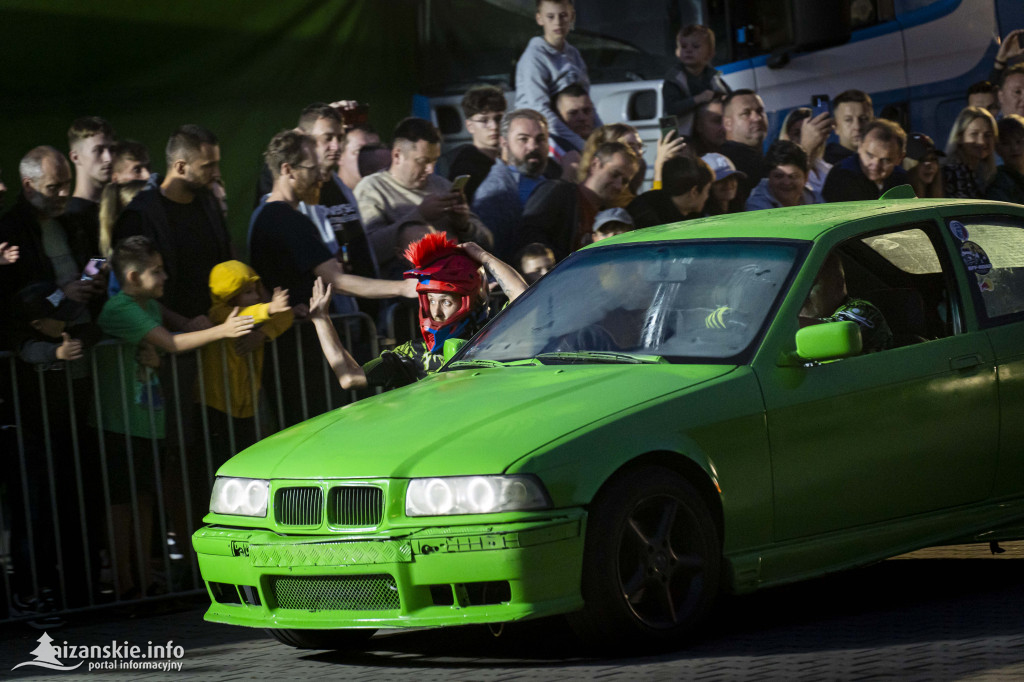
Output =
[{"x1": 2, "y1": 542, "x2": 1023, "y2": 681}]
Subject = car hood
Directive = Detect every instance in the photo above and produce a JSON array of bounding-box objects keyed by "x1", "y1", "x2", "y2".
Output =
[{"x1": 220, "y1": 364, "x2": 736, "y2": 480}]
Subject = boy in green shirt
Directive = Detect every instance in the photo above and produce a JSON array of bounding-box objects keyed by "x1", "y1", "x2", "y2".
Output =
[{"x1": 95, "y1": 235, "x2": 253, "y2": 598}]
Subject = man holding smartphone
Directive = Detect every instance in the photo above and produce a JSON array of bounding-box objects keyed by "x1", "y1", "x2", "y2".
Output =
[{"x1": 355, "y1": 117, "x2": 493, "y2": 275}]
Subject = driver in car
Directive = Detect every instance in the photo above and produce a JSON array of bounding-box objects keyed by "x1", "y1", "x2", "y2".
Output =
[
  {"x1": 310, "y1": 232, "x2": 527, "y2": 390},
  {"x1": 798, "y1": 252, "x2": 893, "y2": 353}
]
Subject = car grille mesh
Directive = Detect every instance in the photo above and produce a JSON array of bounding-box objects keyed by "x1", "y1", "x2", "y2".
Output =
[
  {"x1": 270, "y1": 575, "x2": 400, "y2": 611},
  {"x1": 275, "y1": 487, "x2": 323, "y2": 526},
  {"x1": 328, "y1": 486, "x2": 385, "y2": 526}
]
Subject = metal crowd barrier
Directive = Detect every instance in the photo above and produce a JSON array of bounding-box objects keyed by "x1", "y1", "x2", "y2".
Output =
[{"x1": 0, "y1": 312, "x2": 378, "y2": 625}]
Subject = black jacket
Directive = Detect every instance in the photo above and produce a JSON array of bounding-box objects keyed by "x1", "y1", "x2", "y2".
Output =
[
  {"x1": 0, "y1": 195, "x2": 96, "y2": 348},
  {"x1": 113, "y1": 174, "x2": 232, "y2": 317},
  {"x1": 521, "y1": 180, "x2": 581, "y2": 261}
]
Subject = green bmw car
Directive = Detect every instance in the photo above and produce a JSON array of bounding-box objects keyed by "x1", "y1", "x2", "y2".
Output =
[{"x1": 193, "y1": 195, "x2": 1024, "y2": 651}]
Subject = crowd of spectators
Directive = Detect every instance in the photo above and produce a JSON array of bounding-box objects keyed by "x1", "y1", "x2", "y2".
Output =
[{"x1": 0, "y1": 0, "x2": 1023, "y2": 624}]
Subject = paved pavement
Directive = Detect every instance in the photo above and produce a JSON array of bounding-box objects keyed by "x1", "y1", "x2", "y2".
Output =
[{"x1": 2, "y1": 542, "x2": 1023, "y2": 681}]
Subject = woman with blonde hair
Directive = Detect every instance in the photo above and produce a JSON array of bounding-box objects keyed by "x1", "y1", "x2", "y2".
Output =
[
  {"x1": 942, "y1": 106, "x2": 997, "y2": 198},
  {"x1": 577, "y1": 123, "x2": 646, "y2": 207},
  {"x1": 98, "y1": 180, "x2": 147, "y2": 257}
]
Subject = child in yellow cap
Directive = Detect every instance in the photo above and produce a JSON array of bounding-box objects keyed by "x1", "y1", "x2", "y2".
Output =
[{"x1": 200, "y1": 260, "x2": 293, "y2": 465}]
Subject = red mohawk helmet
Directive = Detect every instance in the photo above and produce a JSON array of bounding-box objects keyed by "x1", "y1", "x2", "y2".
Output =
[{"x1": 403, "y1": 233, "x2": 485, "y2": 351}]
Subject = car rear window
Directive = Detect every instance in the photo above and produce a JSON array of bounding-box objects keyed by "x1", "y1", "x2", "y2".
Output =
[{"x1": 861, "y1": 228, "x2": 942, "y2": 274}]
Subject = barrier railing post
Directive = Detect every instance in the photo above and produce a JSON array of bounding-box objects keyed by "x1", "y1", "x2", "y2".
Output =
[
  {"x1": 115, "y1": 345, "x2": 146, "y2": 602},
  {"x1": 66, "y1": 367, "x2": 94, "y2": 606},
  {"x1": 36, "y1": 368, "x2": 68, "y2": 610},
  {"x1": 90, "y1": 351, "x2": 120, "y2": 603}
]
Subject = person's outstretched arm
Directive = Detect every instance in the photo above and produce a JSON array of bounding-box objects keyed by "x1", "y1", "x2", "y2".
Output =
[
  {"x1": 144, "y1": 308, "x2": 254, "y2": 353},
  {"x1": 309, "y1": 277, "x2": 369, "y2": 390}
]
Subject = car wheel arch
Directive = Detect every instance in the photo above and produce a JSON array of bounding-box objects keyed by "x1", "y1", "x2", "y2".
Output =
[{"x1": 588, "y1": 450, "x2": 724, "y2": 545}]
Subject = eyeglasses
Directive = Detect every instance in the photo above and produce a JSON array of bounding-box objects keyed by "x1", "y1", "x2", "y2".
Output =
[
  {"x1": 468, "y1": 115, "x2": 503, "y2": 127},
  {"x1": 627, "y1": 142, "x2": 646, "y2": 155},
  {"x1": 294, "y1": 164, "x2": 319, "y2": 172}
]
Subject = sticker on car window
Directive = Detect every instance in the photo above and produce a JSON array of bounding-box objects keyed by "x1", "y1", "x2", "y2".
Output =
[
  {"x1": 949, "y1": 220, "x2": 969, "y2": 242},
  {"x1": 960, "y1": 241, "x2": 992, "y2": 275},
  {"x1": 978, "y1": 276, "x2": 994, "y2": 292}
]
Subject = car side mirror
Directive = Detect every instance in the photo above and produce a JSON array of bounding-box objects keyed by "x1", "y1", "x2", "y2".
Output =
[
  {"x1": 781, "y1": 321, "x2": 862, "y2": 365},
  {"x1": 442, "y1": 338, "x2": 467, "y2": 364}
]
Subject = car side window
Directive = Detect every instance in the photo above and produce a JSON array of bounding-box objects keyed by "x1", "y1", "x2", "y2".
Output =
[
  {"x1": 946, "y1": 215, "x2": 1024, "y2": 325},
  {"x1": 801, "y1": 223, "x2": 958, "y2": 352}
]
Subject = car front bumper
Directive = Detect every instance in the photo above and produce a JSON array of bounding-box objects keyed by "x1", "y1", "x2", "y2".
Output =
[{"x1": 192, "y1": 510, "x2": 586, "y2": 629}]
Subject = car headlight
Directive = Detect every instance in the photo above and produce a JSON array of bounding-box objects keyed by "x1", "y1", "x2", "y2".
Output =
[
  {"x1": 406, "y1": 475, "x2": 550, "y2": 516},
  {"x1": 210, "y1": 477, "x2": 270, "y2": 517}
]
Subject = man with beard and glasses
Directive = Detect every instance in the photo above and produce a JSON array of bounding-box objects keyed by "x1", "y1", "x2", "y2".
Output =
[
  {"x1": 249, "y1": 130, "x2": 416, "y2": 427},
  {"x1": 254, "y1": 104, "x2": 377, "y2": 282},
  {"x1": 473, "y1": 109, "x2": 551, "y2": 261}
]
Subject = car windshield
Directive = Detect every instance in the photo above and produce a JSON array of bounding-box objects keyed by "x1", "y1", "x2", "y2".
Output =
[{"x1": 459, "y1": 241, "x2": 802, "y2": 364}]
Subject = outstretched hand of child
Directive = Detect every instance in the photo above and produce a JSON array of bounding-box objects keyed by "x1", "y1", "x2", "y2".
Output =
[
  {"x1": 0, "y1": 242, "x2": 19, "y2": 265},
  {"x1": 269, "y1": 286, "x2": 291, "y2": 315},
  {"x1": 56, "y1": 332, "x2": 83, "y2": 361},
  {"x1": 309, "y1": 277, "x2": 332, "y2": 319},
  {"x1": 221, "y1": 308, "x2": 255, "y2": 338}
]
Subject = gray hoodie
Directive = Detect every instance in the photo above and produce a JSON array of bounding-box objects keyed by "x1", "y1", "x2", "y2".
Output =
[{"x1": 514, "y1": 36, "x2": 601, "y2": 151}]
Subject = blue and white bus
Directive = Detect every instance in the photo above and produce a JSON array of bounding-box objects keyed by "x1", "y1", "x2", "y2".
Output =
[{"x1": 423, "y1": 0, "x2": 1022, "y2": 171}]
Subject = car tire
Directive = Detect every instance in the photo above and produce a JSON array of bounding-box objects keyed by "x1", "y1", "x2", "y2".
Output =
[
  {"x1": 264, "y1": 628, "x2": 377, "y2": 650},
  {"x1": 569, "y1": 466, "x2": 720, "y2": 651}
]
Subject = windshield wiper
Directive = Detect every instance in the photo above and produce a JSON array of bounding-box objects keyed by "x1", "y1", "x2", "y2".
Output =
[
  {"x1": 447, "y1": 359, "x2": 510, "y2": 369},
  {"x1": 533, "y1": 351, "x2": 666, "y2": 365}
]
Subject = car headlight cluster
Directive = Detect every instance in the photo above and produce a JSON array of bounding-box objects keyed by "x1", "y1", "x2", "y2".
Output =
[
  {"x1": 406, "y1": 475, "x2": 550, "y2": 516},
  {"x1": 210, "y1": 477, "x2": 270, "y2": 517}
]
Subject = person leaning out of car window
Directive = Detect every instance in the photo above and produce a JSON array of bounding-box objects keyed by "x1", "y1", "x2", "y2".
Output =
[
  {"x1": 798, "y1": 252, "x2": 893, "y2": 354},
  {"x1": 309, "y1": 233, "x2": 527, "y2": 391}
]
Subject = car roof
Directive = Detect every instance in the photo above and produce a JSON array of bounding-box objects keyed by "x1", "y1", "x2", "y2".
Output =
[{"x1": 603, "y1": 198, "x2": 1017, "y2": 245}]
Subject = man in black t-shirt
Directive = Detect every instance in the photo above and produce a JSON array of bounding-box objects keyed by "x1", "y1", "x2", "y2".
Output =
[
  {"x1": 114, "y1": 124, "x2": 231, "y2": 329},
  {"x1": 64, "y1": 117, "x2": 117, "y2": 253},
  {"x1": 254, "y1": 103, "x2": 377, "y2": 280},
  {"x1": 250, "y1": 130, "x2": 417, "y2": 426}
]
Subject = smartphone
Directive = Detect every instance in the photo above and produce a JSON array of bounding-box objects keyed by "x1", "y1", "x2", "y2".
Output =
[
  {"x1": 340, "y1": 103, "x2": 370, "y2": 128},
  {"x1": 81, "y1": 257, "x2": 106, "y2": 281},
  {"x1": 450, "y1": 174, "x2": 471, "y2": 193},
  {"x1": 658, "y1": 115, "x2": 679, "y2": 140},
  {"x1": 810, "y1": 94, "x2": 830, "y2": 118}
]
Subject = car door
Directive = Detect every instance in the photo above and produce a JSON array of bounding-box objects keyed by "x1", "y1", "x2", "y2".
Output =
[
  {"x1": 941, "y1": 213, "x2": 1024, "y2": 500},
  {"x1": 759, "y1": 220, "x2": 999, "y2": 542}
]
